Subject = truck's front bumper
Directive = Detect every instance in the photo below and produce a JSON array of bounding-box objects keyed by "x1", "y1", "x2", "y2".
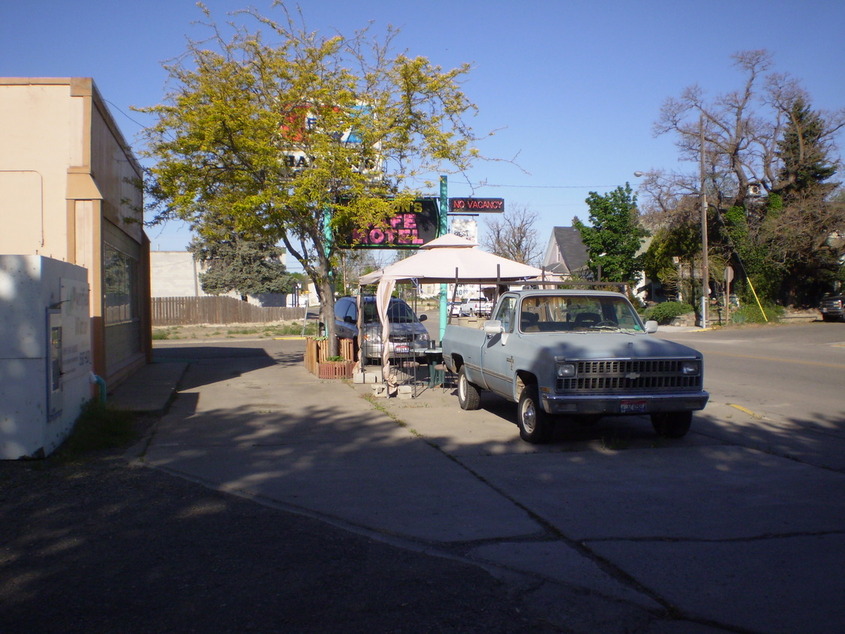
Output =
[{"x1": 541, "y1": 391, "x2": 710, "y2": 416}]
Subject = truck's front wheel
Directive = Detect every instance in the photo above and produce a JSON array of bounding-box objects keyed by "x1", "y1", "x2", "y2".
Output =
[
  {"x1": 457, "y1": 367, "x2": 481, "y2": 410},
  {"x1": 517, "y1": 384, "x2": 552, "y2": 443},
  {"x1": 651, "y1": 411, "x2": 692, "y2": 438}
]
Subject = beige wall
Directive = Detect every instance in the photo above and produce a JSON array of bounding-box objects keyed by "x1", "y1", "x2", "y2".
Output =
[{"x1": 0, "y1": 77, "x2": 149, "y2": 385}]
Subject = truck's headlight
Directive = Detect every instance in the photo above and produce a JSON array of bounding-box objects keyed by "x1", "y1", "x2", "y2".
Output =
[
  {"x1": 557, "y1": 363, "x2": 576, "y2": 377},
  {"x1": 681, "y1": 360, "x2": 700, "y2": 375}
]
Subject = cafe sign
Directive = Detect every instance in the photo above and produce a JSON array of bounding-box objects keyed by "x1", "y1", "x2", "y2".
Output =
[{"x1": 339, "y1": 198, "x2": 440, "y2": 249}]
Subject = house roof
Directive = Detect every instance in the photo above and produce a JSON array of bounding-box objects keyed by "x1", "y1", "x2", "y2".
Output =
[{"x1": 543, "y1": 227, "x2": 590, "y2": 276}]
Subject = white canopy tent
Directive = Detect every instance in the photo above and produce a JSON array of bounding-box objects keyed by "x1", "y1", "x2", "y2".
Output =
[
  {"x1": 359, "y1": 233, "x2": 543, "y2": 285},
  {"x1": 358, "y1": 234, "x2": 544, "y2": 374}
]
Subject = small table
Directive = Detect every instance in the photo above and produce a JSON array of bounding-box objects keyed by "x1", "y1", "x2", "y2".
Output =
[{"x1": 423, "y1": 348, "x2": 445, "y2": 387}]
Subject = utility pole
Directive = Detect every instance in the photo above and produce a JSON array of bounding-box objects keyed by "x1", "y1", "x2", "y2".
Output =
[
  {"x1": 699, "y1": 115, "x2": 709, "y2": 329},
  {"x1": 439, "y1": 175, "x2": 448, "y2": 342}
]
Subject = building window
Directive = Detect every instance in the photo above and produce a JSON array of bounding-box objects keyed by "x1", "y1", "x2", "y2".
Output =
[{"x1": 103, "y1": 243, "x2": 138, "y2": 325}]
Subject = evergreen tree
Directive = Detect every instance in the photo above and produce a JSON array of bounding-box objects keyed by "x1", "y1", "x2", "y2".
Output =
[
  {"x1": 763, "y1": 97, "x2": 844, "y2": 302},
  {"x1": 776, "y1": 97, "x2": 837, "y2": 198},
  {"x1": 190, "y1": 235, "x2": 292, "y2": 301}
]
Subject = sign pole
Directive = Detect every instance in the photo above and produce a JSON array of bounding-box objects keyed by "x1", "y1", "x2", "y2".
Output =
[{"x1": 439, "y1": 175, "x2": 448, "y2": 343}]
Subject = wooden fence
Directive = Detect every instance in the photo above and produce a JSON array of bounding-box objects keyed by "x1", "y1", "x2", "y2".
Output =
[{"x1": 152, "y1": 296, "x2": 307, "y2": 326}]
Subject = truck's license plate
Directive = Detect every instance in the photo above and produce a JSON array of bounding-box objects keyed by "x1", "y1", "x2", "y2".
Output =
[
  {"x1": 620, "y1": 400, "x2": 647, "y2": 414},
  {"x1": 394, "y1": 344, "x2": 410, "y2": 354}
]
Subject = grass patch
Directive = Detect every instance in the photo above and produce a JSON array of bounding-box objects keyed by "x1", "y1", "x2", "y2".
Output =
[
  {"x1": 56, "y1": 400, "x2": 138, "y2": 461},
  {"x1": 152, "y1": 321, "x2": 319, "y2": 340},
  {"x1": 226, "y1": 327, "x2": 261, "y2": 335},
  {"x1": 260, "y1": 322, "x2": 320, "y2": 337}
]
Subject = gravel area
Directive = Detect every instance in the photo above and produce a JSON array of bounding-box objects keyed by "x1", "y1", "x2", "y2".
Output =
[{"x1": 0, "y1": 441, "x2": 562, "y2": 633}]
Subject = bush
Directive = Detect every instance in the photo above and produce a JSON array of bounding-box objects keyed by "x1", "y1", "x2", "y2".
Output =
[
  {"x1": 730, "y1": 303, "x2": 784, "y2": 324},
  {"x1": 643, "y1": 301, "x2": 695, "y2": 324},
  {"x1": 56, "y1": 400, "x2": 137, "y2": 461}
]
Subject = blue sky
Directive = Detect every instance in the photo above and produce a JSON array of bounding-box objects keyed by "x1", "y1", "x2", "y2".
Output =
[{"x1": 3, "y1": 0, "x2": 844, "y2": 266}]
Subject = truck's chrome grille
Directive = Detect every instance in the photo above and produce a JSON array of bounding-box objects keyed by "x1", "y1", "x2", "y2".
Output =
[{"x1": 556, "y1": 359, "x2": 702, "y2": 393}]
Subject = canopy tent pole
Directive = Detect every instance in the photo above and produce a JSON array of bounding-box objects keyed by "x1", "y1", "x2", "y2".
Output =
[{"x1": 445, "y1": 267, "x2": 461, "y2": 330}]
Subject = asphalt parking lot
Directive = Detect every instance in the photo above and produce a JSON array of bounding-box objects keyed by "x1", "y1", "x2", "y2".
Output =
[
  {"x1": 4, "y1": 333, "x2": 843, "y2": 633},
  {"x1": 140, "y1": 336, "x2": 845, "y2": 632}
]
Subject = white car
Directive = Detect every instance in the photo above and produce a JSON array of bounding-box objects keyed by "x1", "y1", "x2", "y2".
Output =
[{"x1": 463, "y1": 297, "x2": 493, "y2": 317}]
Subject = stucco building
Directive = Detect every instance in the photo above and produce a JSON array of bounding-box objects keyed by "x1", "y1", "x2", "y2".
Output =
[{"x1": 0, "y1": 77, "x2": 151, "y2": 387}]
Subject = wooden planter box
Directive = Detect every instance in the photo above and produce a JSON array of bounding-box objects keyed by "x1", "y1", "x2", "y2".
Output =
[
  {"x1": 305, "y1": 337, "x2": 357, "y2": 378},
  {"x1": 316, "y1": 360, "x2": 355, "y2": 380}
]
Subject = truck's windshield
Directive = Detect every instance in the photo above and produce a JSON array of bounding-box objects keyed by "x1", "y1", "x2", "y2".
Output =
[{"x1": 518, "y1": 295, "x2": 643, "y2": 333}]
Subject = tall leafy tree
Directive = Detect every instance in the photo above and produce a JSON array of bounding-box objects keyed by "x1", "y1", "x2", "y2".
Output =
[
  {"x1": 139, "y1": 4, "x2": 484, "y2": 353},
  {"x1": 574, "y1": 183, "x2": 647, "y2": 283}
]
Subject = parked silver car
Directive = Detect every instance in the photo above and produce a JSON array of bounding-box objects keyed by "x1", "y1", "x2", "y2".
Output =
[{"x1": 335, "y1": 296, "x2": 430, "y2": 362}]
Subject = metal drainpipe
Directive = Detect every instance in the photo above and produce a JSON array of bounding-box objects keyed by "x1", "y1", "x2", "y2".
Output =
[{"x1": 90, "y1": 372, "x2": 107, "y2": 404}]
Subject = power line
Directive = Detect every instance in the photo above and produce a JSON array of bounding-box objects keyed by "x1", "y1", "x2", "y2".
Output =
[
  {"x1": 468, "y1": 183, "x2": 614, "y2": 189},
  {"x1": 104, "y1": 99, "x2": 148, "y2": 131}
]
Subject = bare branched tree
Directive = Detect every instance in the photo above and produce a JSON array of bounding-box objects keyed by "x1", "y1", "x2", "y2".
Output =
[
  {"x1": 641, "y1": 49, "x2": 845, "y2": 304},
  {"x1": 481, "y1": 204, "x2": 541, "y2": 264}
]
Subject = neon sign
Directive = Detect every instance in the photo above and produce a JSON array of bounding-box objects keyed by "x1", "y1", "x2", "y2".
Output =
[
  {"x1": 340, "y1": 198, "x2": 439, "y2": 249},
  {"x1": 449, "y1": 197, "x2": 505, "y2": 213}
]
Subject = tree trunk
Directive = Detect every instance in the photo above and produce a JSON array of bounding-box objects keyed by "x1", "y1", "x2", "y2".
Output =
[{"x1": 316, "y1": 261, "x2": 339, "y2": 358}]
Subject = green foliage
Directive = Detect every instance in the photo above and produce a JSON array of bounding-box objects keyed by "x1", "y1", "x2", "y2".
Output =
[
  {"x1": 643, "y1": 301, "x2": 695, "y2": 324},
  {"x1": 58, "y1": 401, "x2": 136, "y2": 460},
  {"x1": 190, "y1": 237, "x2": 292, "y2": 298},
  {"x1": 730, "y1": 302, "x2": 785, "y2": 324},
  {"x1": 138, "y1": 5, "x2": 485, "y2": 355},
  {"x1": 575, "y1": 183, "x2": 647, "y2": 282},
  {"x1": 777, "y1": 98, "x2": 838, "y2": 197},
  {"x1": 642, "y1": 225, "x2": 703, "y2": 303}
]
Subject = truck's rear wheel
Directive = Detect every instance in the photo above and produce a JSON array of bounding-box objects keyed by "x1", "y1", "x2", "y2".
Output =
[
  {"x1": 457, "y1": 367, "x2": 481, "y2": 410},
  {"x1": 517, "y1": 384, "x2": 552, "y2": 443},
  {"x1": 651, "y1": 411, "x2": 692, "y2": 438}
]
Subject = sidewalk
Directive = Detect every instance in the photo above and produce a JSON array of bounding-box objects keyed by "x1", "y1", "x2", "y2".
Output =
[
  {"x1": 108, "y1": 360, "x2": 188, "y2": 414},
  {"x1": 102, "y1": 337, "x2": 845, "y2": 633}
]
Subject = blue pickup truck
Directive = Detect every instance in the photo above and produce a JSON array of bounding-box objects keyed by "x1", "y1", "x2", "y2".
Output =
[{"x1": 441, "y1": 289, "x2": 709, "y2": 443}]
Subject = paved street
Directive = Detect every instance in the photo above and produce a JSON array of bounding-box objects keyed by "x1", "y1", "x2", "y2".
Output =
[{"x1": 133, "y1": 323, "x2": 845, "y2": 633}]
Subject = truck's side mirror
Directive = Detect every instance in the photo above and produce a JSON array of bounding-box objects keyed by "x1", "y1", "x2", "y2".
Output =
[
  {"x1": 644, "y1": 320, "x2": 659, "y2": 334},
  {"x1": 418, "y1": 314, "x2": 427, "y2": 322},
  {"x1": 483, "y1": 319, "x2": 504, "y2": 335}
]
